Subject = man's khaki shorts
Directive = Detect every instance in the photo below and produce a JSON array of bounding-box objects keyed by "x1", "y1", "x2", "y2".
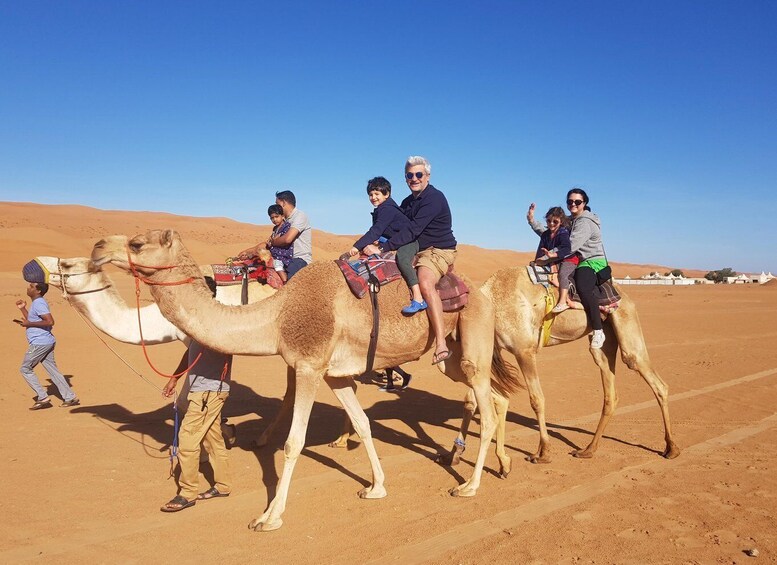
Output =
[{"x1": 414, "y1": 247, "x2": 457, "y2": 282}]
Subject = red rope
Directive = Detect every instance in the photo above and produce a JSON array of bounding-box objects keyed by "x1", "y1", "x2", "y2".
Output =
[{"x1": 126, "y1": 246, "x2": 202, "y2": 378}]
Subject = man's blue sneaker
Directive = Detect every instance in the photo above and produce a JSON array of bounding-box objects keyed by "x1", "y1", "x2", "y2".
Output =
[{"x1": 402, "y1": 300, "x2": 428, "y2": 315}]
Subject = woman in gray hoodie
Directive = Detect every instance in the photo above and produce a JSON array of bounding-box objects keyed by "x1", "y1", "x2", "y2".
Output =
[{"x1": 567, "y1": 188, "x2": 609, "y2": 349}]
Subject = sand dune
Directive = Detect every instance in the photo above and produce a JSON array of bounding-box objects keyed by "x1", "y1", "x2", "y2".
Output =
[{"x1": 0, "y1": 202, "x2": 706, "y2": 283}]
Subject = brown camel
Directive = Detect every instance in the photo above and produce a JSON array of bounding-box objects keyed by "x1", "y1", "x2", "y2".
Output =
[
  {"x1": 91, "y1": 230, "x2": 520, "y2": 532},
  {"x1": 445, "y1": 266, "x2": 680, "y2": 464}
]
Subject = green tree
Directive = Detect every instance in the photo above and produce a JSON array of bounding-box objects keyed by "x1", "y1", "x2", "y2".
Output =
[{"x1": 705, "y1": 267, "x2": 737, "y2": 283}]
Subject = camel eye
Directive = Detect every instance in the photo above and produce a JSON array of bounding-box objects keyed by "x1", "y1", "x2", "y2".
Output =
[{"x1": 129, "y1": 242, "x2": 143, "y2": 252}]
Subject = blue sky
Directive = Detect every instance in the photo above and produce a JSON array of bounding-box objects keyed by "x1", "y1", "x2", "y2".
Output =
[{"x1": 1, "y1": 1, "x2": 775, "y2": 274}]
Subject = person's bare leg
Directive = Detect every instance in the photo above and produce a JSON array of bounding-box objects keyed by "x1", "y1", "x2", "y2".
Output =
[{"x1": 418, "y1": 266, "x2": 447, "y2": 358}]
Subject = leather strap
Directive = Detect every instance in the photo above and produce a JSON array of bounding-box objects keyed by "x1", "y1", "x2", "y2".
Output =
[{"x1": 365, "y1": 262, "x2": 380, "y2": 374}]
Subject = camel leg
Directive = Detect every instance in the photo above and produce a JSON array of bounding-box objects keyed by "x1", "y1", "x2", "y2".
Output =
[
  {"x1": 493, "y1": 391, "x2": 512, "y2": 478},
  {"x1": 324, "y1": 375, "x2": 386, "y2": 499},
  {"x1": 514, "y1": 350, "x2": 552, "y2": 464},
  {"x1": 448, "y1": 292, "x2": 500, "y2": 497},
  {"x1": 437, "y1": 389, "x2": 475, "y2": 466},
  {"x1": 572, "y1": 325, "x2": 619, "y2": 458},
  {"x1": 329, "y1": 379, "x2": 356, "y2": 448},
  {"x1": 450, "y1": 375, "x2": 496, "y2": 497},
  {"x1": 612, "y1": 308, "x2": 681, "y2": 459},
  {"x1": 248, "y1": 368, "x2": 321, "y2": 532},
  {"x1": 255, "y1": 366, "x2": 295, "y2": 448}
]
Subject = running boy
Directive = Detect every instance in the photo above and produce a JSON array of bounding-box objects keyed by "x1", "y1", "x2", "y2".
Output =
[{"x1": 15, "y1": 282, "x2": 79, "y2": 409}]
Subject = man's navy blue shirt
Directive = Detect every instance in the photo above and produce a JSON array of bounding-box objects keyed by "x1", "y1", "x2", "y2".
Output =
[{"x1": 384, "y1": 184, "x2": 457, "y2": 251}]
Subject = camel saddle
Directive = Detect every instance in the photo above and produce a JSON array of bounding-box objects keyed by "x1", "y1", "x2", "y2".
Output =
[
  {"x1": 335, "y1": 253, "x2": 469, "y2": 311},
  {"x1": 527, "y1": 263, "x2": 620, "y2": 310},
  {"x1": 336, "y1": 252, "x2": 469, "y2": 374},
  {"x1": 212, "y1": 258, "x2": 283, "y2": 290}
]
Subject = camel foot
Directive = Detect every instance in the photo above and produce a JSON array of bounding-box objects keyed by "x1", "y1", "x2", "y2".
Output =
[
  {"x1": 435, "y1": 443, "x2": 465, "y2": 466},
  {"x1": 358, "y1": 485, "x2": 387, "y2": 499},
  {"x1": 449, "y1": 484, "x2": 477, "y2": 498},
  {"x1": 526, "y1": 453, "x2": 552, "y2": 464},
  {"x1": 248, "y1": 517, "x2": 283, "y2": 532},
  {"x1": 663, "y1": 441, "x2": 681, "y2": 459},
  {"x1": 498, "y1": 457, "x2": 512, "y2": 479},
  {"x1": 571, "y1": 448, "x2": 595, "y2": 459},
  {"x1": 435, "y1": 450, "x2": 461, "y2": 466}
]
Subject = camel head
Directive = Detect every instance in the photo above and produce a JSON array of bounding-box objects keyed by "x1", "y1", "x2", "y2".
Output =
[
  {"x1": 30, "y1": 256, "x2": 104, "y2": 294},
  {"x1": 92, "y1": 230, "x2": 184, "y2": 276},
  {"x1": 91, "y1": 235, "x2": 130, "y2": 269}
]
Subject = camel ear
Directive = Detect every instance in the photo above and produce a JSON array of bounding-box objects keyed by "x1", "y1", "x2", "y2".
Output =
[{"x1": 160, "y1": 230, "x2": 176, "y2": 248}]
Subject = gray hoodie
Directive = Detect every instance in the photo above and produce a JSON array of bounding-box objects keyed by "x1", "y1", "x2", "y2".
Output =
[{"x1": 569, "y1": 210, "x2": 605, "y2": 261}]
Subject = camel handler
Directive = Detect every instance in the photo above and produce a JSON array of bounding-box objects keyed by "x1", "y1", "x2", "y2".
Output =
[{"x1": 160, "y1": 277, "x2": 233, "y2": 512}]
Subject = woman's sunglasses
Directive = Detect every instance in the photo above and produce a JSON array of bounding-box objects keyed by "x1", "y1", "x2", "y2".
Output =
[
  {"x1": 405, "y1": 172, "x2": 425, "y2": 180},
  {"x1": 567, "y1": 199, "x2": 584, "y2": 206}
]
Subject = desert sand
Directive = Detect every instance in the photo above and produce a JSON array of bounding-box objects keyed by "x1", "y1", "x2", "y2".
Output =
[{"x1": 1, "y1": 202, "x2": 775, "y2": 564}]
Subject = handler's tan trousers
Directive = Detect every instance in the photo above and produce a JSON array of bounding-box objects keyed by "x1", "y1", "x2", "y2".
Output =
[{"x1": 177, "y1": 391, "x2": 231, "y2": 500}]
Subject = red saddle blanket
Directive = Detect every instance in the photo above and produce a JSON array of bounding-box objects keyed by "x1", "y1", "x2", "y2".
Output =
[
  {"x1": 211, "y1": 259, "x2": 284, "y2": 290},
  {"x1": 335, "y1": 253, "x2": 402, "y2": 299},
  {"x1": 335, "y1": 254, "x2": 469, "y2": 312}
]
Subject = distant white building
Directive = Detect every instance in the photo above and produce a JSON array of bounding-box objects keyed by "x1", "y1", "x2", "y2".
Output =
[
  {"x1": 616, "y1": 272, "x2": 696, "y2": 285},
  {"x1": 745, "y1": 272, "x2": 775, "y2": 284},
  {"x1": 727, "y1": 273, "x2": 752, "y2": 284}
]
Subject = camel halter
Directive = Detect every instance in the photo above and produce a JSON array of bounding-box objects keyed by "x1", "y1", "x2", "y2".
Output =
[
  {"x1": 56, "y1": 259, "x2": 112, "y2": 298},
  {"x1": 125, "y1": 245, "x2": 202, "y2": 379}
]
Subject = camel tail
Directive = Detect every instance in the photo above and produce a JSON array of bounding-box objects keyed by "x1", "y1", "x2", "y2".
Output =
[{"x1": 490, "y1": 345, "x2": 524, "y2": 397}]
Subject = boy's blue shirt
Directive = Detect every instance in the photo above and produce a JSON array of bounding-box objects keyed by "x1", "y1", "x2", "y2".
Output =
[
  {"x1": 353, "y1": 197, "x2": 411, "y2": 251},
  {"x1": 26, "y1": 296, "x2": 56, "y2": 345}
]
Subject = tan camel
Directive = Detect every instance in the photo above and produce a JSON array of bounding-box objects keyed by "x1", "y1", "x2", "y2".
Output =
[
  {"x1": 91, "y1": 230, "x2": 520, "y2": 532},
  {"x1": 443, "y1": 266, "x2": 680, "y2": 465},
  {"x1": 34, "y1": 255, "x2": 298, "y2": 446}
]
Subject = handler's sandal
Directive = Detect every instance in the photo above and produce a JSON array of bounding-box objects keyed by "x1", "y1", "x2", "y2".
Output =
[
  {"x1": 551, "y1": 303, "x2": 569, "y2": 314},
  {"x1": 30, "y1": 399, "x2": 52, "y2": 410},
  {"x1": 60, "y1": 398, "x2": 80, "y2": 408},
  {"x1": 401, "y1": 300, "x2": 427, "y2": 315},
  {"x1": 590, "y1": 330, "x2": 605, "y2": 349}
]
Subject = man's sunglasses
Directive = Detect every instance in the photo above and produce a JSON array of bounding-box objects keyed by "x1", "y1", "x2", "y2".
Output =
[
  {"x1": 405, "y1": 172, "x2": 425, "y2": 180},
  {"x1": 567, "y1": 199, "x2": 584, "y2": 206}
]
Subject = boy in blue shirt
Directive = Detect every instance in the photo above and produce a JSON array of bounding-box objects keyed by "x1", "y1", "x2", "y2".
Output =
[
  {"x1": 15, "y1": 282, "x2": 79, "y2": 410},
  {"x1": 349, "y1": 176, "x2": 425, "y2": 311}
]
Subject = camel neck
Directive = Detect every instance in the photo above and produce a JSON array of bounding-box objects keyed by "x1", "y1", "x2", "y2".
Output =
[
  {"x1": 149, "y1": 283, "x2": 282, "y2": 356},
  {"x1": 70, "y1": 279, "x2": 183, "y2": 345}
]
